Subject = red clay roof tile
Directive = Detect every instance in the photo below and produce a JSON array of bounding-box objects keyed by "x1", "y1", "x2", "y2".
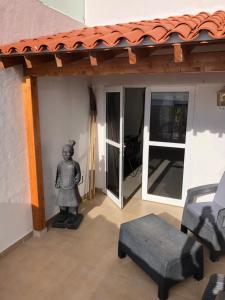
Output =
[{"x1": 1, "y1": 10, "x2": 225, "y2": 55}]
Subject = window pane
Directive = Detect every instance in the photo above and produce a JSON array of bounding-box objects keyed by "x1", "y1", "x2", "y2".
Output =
[
  {"x1": 106, "y1": 144, "x2": 119, "y2": 197},
  {"x1": 150, "y1": 92, "x2": 188, "y2": 143},
  {"x1": 106, "y1": 92, "x2": 120, "y2": 143},
  {"x1": 148, "y1": 146, "x2": 185, "y2": 199}
]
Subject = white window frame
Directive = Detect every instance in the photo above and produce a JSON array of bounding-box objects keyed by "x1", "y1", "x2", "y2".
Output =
[{"x1": 104, "y1": 86, "x2": 124, "y2": 208}]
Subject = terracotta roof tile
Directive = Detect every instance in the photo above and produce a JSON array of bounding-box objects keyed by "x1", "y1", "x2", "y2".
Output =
[{"x1": 1, "y1": 10, "x2": 225, "y2": 55}]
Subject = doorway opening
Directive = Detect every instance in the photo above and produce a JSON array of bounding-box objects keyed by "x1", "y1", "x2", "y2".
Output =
[
  {"x1": 123, "y1": 88, "x2": 145, "y2": 204},
  {"x1": 105, "y1": 86, "x2": 191, "y2": 208},
  {"x1": 105, "y1": 87, "x2": 145, "y2": 208}
]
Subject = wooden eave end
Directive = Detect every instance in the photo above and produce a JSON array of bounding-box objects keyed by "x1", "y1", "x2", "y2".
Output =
[
  {"x1": 24, "y1": 56, "x2": 33, "y2": 69},
  {"x1": 89, "y1": 52, "x2": 98, "y2": 66},
  {"x1": 173, "y1": 44, "x2": 185, "y2": 63},
  {"x1": 54, "y1": 53, "x2": 63, "y2": 68},
  {"x1": 127, "y1": 47, "x2": 137, "y2": 64}
]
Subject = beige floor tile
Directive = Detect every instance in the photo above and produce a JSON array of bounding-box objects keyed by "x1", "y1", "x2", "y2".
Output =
[{"x1": 0, "y1": 193, "x2": 223, "y2": 300}]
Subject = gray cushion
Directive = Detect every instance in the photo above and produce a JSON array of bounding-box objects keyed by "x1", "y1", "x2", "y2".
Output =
[{"x1": 119, "y1": 214, "x2": 202, "y2": 281}]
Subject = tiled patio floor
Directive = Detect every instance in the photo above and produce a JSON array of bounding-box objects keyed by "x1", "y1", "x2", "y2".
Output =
[{"x1": 0, "y1": 193, "x2": 224, "y2": 300}]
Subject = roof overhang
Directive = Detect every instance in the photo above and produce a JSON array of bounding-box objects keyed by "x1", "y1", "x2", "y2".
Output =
[{"x1": 0, "y1": 11, "x2": 225, "y2": 76}]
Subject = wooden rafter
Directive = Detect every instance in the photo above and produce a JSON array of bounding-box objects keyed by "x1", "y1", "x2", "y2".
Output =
[
  {"x1": 173, "y1": 44, "x2": 184, "y2": 63},
  {"x1": 22, "y1": 54, "x2": 55, "y2": 69},
  {"x1": 54, "y1": 52, "x2": 87, "y2": 67},
  {"x1": 24, "y1": 56, "x2": 33, "y2": 69},
  {"x1": 89, "y1": 49, "x2": 124, "y2": 66},
  {"x1": 54, "y1": 53, "x2": 63, "y2": 68},
  {"x1": 127, "y1": 47, "x2": 137, "y2": 64},
  {"x1": 173, "y1": 44, "x2": 196, "y2": 63},
  {"x1": 127, "y1": 47, "x2": 153, "y2": 64},
  {"x1": 89, "y1": 51, "x2": 98, "y2": 66},
  {"x1": 25, "y1": 51, "x2": 225, "y2": 77},
  {"x1": 0, "y1": 56, "x2": 23, "y2": 69}
]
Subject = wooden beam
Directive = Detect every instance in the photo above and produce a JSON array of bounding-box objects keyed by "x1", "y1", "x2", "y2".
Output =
[
  {"x1": 173, "y1": 44, "x2": 196, "y2": 63},
  {"x1": 173, "y1": 44, "x2": 184, "y2": 63},
  {"x1": 127, "y1": 48, "x2": 137, "y2": 64},
  {"x1": 25, "y1": 51, "x2": 225, "y2": 77},
  {"x1": 127, "y1": 47, "x2": 153, "y2": 64},
  {"x1": 22, "y1": 76, "x2": 46, "y2": 231},
  {"x1": 89, "y1": 51, "x2": 98, "y2": 66},
  {"x1": 54, "y1": 53, "x2": 63, "y2": 68},
  {"x1": 24, "y1": 56, "x2": 33, "y2": 69},
  {"x1": 89, "y1": 49, "x2": 122, "y2": 66}
]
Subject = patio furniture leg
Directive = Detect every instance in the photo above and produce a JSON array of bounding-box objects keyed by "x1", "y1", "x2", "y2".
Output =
[
  {"x1": 181, "y1": 224, "x2": 188, "y2": 234},
  {"x1": 158, "y1": 280, "x2": 169, "y2": 300},
  {"x1": 209, "y1": 250, "x2": 219, "y2": 262},
  {"x1": 118, "y1": 242, "x2": 127, "y2": 259},
  {"x1": 194, "y1": 247, "x2": 204, "y2": 281},
  {"x1": 194, "y1": 267, "x2": 204, "y2": 281}
]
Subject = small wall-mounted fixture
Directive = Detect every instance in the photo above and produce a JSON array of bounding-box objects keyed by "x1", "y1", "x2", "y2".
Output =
[{"x1": 217, "y1": 88, "x2": 225, "y2": 107}]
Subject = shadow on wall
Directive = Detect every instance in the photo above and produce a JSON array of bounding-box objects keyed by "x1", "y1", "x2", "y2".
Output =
[{"x1": 38, "y1": 76, "x2": 90, "y2": 220}]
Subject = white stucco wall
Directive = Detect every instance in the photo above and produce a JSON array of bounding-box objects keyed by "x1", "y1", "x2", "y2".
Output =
[
  {"x1": 38, "y1": 76, "x2": 90, "y2": 220},
  {"x1": 0, "y1": 0, "x2": 84, "y2": 253},
  {"x1": 0, "y1": 67, "x2": 32, "y2": 253},
  {"x1": 92, "y1": 73, "x2": 225, "y2": 202},
  {"x1": 85, "y1": 0, "x2": 225, "y2": 26}
]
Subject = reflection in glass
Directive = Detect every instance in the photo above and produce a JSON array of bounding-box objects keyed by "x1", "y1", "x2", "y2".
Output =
[
  {"x1": 123, "y1": 88, "x2": 145, "y2": 201},
  {"x1": 150, "y1": 92, "x2": 188, "y2": 143},
  {"x1": 106, "y1": 144, "x2": 119, "y2": 197},
  {"x1": 106, "y1": 92, "x2": 120, "y2": 143},
  {"x1": 148, "y1": 146, "x2": 185, "y2": 199}
]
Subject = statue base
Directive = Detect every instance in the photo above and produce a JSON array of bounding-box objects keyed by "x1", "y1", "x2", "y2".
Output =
[{"x1": 52, "y1": 213, "x2": 83, "y2": 230}]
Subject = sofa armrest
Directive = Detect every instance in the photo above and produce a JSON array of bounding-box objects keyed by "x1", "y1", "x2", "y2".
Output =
[
  {"x1": 186, "y1": 184, "x2": 218, "y2": 205},
  {"x1": 217, "y1": 208, "x2": 225, "y2": 232}
]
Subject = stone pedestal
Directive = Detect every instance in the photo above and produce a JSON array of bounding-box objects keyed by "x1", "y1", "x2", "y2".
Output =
[{"x1": 52, "y1": 213, "x2": 83, "y2": 230}]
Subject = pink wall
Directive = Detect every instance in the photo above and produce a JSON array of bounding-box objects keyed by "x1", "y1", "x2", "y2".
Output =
[{"x1": 0, "y1": 0, "x2": 84, "y2": 44}]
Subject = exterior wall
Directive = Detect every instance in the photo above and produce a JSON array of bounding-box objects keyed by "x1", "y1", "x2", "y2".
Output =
[
  {"x1": 0, "y1": 67, "x2": 32, "y2": 253},
  {"x1": 38, "y1": 76, "x2": 90, "y2": 220},
  {"x1": 0, "y1": 0, "x2": 84, "y2": 252},
  {"x1": 92, "y1": 73, "x2": 225, "y2": 203},
  {"x1": 0, "y1": 0, "x2": 83, "y2": 45},
  {"x1": 85, "y1": 0, "x2": 225, "y2": 26},
  {"x1": 40, "y1": 0, "x2": 85, "y2": 23}
]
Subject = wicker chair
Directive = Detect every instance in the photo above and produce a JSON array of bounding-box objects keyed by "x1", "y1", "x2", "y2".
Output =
[
  {"x1": 202, "y1": 274, "x2": 225, "y2": 300},
  {"x1": 181, "y1": 172, "x2": 225, "y2": 261}
]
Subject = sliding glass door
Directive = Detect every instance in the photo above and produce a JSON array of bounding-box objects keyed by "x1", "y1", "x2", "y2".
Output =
[{"x1": 142, "y1": 87, "x2": 193, "y2": 206}]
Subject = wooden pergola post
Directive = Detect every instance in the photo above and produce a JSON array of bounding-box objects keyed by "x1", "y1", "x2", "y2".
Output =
[{"x1": 23, "y1": 76, "x2": 46, "y2": 232}]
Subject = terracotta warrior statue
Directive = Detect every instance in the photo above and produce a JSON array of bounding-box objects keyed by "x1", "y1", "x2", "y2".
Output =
[{"x1": 54, "y1": 140, "x2": 82, "y2": 228}]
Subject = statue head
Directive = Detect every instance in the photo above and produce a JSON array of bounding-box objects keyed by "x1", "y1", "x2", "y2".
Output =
[{"x1": 62, "y1": 140, "x2": 76, "y2": 161}]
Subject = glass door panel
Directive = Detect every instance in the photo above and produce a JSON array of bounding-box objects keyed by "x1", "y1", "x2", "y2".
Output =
[
  {"x1": 148, "y1": 146, "x2": 185, "y2": 199},
  {"x1": 150, "y1": 92, "x2": 188, "y2": 143},
  {"x1": 143, "y1": 88, "x2": 190, "y2": 205},
  {"x1": 105, "y1": 88, "x2": 124, "y2": 208},
  {"x1": 106, "y1": 92, "x2": 120, "y2": 143}
]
